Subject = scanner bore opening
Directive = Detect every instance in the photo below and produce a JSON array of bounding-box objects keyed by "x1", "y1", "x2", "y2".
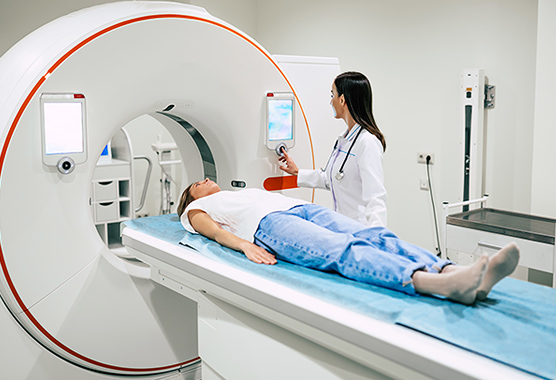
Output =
[{"x1": 91, "y1": 112, "x2": 216, "y2": 260}]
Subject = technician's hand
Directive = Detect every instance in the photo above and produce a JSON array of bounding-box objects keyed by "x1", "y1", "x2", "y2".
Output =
[
  {"x1": 278, "y1": 150, "x2": 299, "y2": 176},
  {"x1": 239, "y1": 241, "x2": 277, "y2": 265}
]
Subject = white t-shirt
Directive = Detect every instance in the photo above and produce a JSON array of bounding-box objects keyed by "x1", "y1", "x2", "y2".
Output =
[{"x1": 181, "y1": 189, "x2": 308, "y2": 241}]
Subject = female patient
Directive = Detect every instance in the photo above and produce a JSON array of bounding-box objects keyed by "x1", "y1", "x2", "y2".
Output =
[{"x1": 177, "y1": 179, "x2": 519, "y2": 305}]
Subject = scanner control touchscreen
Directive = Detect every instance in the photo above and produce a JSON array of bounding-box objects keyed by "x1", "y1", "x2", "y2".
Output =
[
  {"x1": 266, "y1": 92, "x2": 295, "y2": 151},
  {"x1": 40, "y1": 93, "x2": 88, "y2": 167}
]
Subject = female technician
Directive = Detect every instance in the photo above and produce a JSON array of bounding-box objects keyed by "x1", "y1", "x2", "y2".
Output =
[{"x1": 279, "y1": 71, "x2": 387, "y2": 227}]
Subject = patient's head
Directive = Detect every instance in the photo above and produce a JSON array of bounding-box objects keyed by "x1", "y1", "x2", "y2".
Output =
[{"x1": 177, "y1": 178, "x2": 221, "y2": 217}]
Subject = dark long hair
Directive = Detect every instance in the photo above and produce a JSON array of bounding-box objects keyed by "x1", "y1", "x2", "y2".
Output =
[
  {"x1": 334, "y1": 72, "x2": 386, "y2": 152},
  {"x1": 177, "y1": 182, "x2": 196, "y2": 217}
]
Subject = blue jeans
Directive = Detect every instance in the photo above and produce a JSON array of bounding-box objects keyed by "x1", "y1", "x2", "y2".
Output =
[{"x1": 253, "y1": 204, "x2": 451, "y2": 295}]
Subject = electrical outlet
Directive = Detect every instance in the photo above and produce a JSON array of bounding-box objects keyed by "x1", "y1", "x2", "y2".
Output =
[
  {"x1": 420, "y1": 178, "x2": 429, "y2": 191},
  {"x1": 417, "y1": 152, "x2": 434, "y2": 164}
]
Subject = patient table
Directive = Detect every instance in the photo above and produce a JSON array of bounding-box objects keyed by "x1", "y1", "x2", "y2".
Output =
[{"x1": 122, "y1": 214, "x2": 556, "y2": 380}]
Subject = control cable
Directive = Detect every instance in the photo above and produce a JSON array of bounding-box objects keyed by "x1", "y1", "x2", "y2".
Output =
[{"x1": 426, "y1": 155, "x2": 442, "y2": 257}]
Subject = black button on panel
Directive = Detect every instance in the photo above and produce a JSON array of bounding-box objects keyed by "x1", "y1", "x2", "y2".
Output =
[{"x1": 231, "y1": 180, "x2": 246, "y2": 188}]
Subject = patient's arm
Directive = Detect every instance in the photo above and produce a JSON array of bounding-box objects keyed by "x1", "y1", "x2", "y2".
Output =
[{"x1": 188, "y1": 209, "x2": 277, "y2": 265}]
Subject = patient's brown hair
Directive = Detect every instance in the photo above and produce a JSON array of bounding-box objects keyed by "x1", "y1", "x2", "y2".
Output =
[{"x1": 177, "y1": 182, "x2": 196, "y2": 217}]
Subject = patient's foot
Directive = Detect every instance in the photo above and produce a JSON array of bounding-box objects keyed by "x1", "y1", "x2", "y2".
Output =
[
  {"x1": 443, "y1": 255, "x2": 489, "y2": 305},
  {"x1": 476, "y1": 243, "x2": 520, "y2": 301},
  {"x1": 413, "y1": 255, "x2": 488, "y2": 305}
]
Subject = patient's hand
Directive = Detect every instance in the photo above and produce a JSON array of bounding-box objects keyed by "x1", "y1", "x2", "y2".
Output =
[
  {"x1": 240, "y1": 241, "x2": 277, "y2": 265},
  {"x1": 190, "y1": 210, "x2": 276, "y2": 265}
]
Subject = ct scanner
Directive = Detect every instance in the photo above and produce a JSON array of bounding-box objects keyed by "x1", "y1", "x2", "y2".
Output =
[
  {"x1": 0, "y1": 2, "x2": 320, "y2": 378},
  {"x1": 0, "y1": 2, "x2": 553, "y2": 380}
]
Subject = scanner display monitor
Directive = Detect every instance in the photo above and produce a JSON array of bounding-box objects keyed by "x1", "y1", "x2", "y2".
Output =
[
  {"x1": 266, "y1": 92, "x2": 295, "y2": 151},
  {"x1": 40, "y1": 93, "x2": 87, "y2": 166}
]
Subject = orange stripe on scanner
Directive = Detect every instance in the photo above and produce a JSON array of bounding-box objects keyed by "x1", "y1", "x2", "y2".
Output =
[{"x1": 263, "y1": 176, "x2": 298, "y2": 191}]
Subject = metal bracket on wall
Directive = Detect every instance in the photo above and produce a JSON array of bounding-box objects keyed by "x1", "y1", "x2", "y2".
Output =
[{"x1": 485, "y1": 84, "x2": 496, "y2": 109}]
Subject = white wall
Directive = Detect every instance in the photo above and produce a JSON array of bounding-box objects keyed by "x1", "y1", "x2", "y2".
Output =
[
  {"x1": 531, "y1": 0, "x2": 556, "y2": 218},
  {"x1": 1, "y1": 0, "x2": 547, "y2": 252}
]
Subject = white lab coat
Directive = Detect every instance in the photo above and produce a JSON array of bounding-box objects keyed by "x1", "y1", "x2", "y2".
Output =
[{"x1": 297, "y1": 124, "x2": 387, "y2": 227}]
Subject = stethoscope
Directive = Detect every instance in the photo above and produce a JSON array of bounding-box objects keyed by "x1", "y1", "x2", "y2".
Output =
[{"x1": 321, "y1": 126, "x2": 363, "y2": 180}]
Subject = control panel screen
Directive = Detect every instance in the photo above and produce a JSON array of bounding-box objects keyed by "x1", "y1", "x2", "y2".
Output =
[
  {"x1": 268, "y1": 98, "x2": 293, "y2": 141},
  {"x1": 43, "y1": 102, "x2": 84, "y2": 155},
  {"x1": 266, "y1": 92, "x2": 295, "y2": 151},
  {"x1": 40, "y1": 93, "x2": 88, "y2": 166}
]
